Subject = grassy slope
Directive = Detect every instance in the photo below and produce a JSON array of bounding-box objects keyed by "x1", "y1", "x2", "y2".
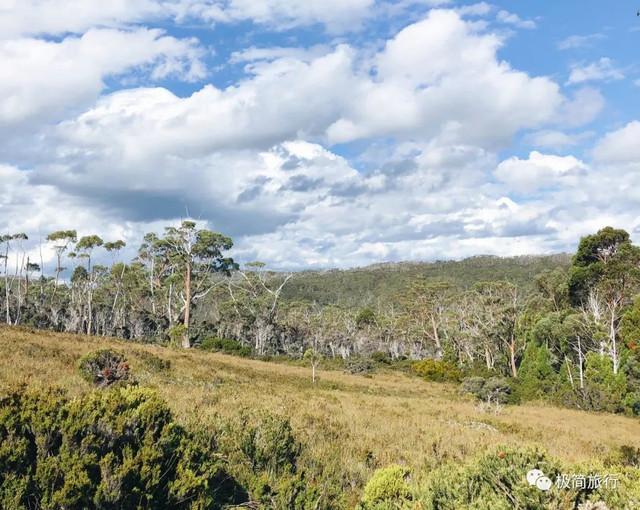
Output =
[
  {"x1": 281, "y1": 254, "x2": 572, "y2": 307},
  {"x1": 2, "y1": 325, "x2": 639, "y2": 505}
]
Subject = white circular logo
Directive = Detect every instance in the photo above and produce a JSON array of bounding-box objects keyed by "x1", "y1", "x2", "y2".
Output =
[
  {"x1": 527, "y1": 469, "x2": 544, "y2": 486},
  {"x1": 536, "y1": 476, "x2": 553, "y2": 491}
]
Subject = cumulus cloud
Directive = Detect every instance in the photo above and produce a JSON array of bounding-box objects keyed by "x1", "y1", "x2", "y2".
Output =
[
  {"x1": 593, "y1": 121, "x2": 640, "y2": 164},
  {"x1": 496, "y1": 10, "x2": 536, "y2": 29},
  {"x1": 567, "y1": 57, "x2": 625, "y2": 85},
  {"x1": 0, "y1": 28, "x2": 205, "y2": 131},
  {"x1": 495, "y1": 151, "x2": 588, "y2": 193},
  {"x1": 3, "y1": 3, "x2": 638, "y2": 269}
]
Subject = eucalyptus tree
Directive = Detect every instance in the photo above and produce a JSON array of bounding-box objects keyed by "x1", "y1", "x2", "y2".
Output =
[
  {"x1": 154, "y1": 221, "x2": 236, "y2": 348},
  {"x1": 104, "y1": 240, "x2": 127, "y2": 327},
  {"x1": 1, "y1": 233, "x2": 28, "y2": 324},
  {"x1": 46, "y1": 230, "x2": 77, "y2": 294},
  {"x1": 569, "y1": 227, "x2": 640, "y2": 374},
  {"x1": 398, "y1": 280, "x2": 453, "y2": 359},
  {"x1": 227, "y1": 261, "x2": 293, "y2": 355}
]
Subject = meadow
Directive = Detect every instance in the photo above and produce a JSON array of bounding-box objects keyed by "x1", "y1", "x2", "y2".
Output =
[{"x1": 2, "y1": 325, "x2": 639, "y2": 508}]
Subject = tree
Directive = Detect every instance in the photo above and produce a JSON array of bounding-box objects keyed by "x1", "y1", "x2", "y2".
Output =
[
  {"x1": 46, "y1": 230, "x2": 77, "y2": 294},
  {"x1": 1, "y1": 233, "x2": 28, "y2": 324},
  {"x1": 398, "y1": 280, "x2": 452, "y2": 359},
  {"x1": 156, "y1": 221, "x2": 236, "y2": 348},
  {"x1": 568, "y1": 226, "x2": 631, "y2": 306}
]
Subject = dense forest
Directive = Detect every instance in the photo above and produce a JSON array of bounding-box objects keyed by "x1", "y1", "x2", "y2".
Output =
[{"x1": 2, "y1": 224, "x2": 640, "y2": 415}]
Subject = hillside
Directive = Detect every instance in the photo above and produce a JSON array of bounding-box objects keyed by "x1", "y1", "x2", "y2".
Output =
[
  {"x1": 2, "y1": 325, "x2": 638, "y2": 507},
  {"x1": 281, "y1": 254, "x2": 572, "y2": 306}
]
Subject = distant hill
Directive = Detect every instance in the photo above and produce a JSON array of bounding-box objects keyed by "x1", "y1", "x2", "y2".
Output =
[{"x1": 282, "y1": 254, "x2": 572, "y2": 307}]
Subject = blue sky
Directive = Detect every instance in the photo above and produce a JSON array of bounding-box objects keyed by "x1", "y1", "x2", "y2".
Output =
[{"x1": 1, "y1": 0, "x2": 640, "y2": 269}]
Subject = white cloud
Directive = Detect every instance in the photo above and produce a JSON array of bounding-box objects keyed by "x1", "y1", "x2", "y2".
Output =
[
  {"x1": 495, "y1": 151, "x2": 588, "y2": 193},
  {"x1": 557, "y1": 33, "x2": 605, "y2": 50},
  {"x1": 0, "y1": 28, "x2": 205, "y2": 131},
  {"x1": 567, "y1": 57, "x2": 625, "y2": 85},
  {"x1": 525, "y1": 130, "x2": 593, "y2": 150},
  {"x1": 557, "y1": 87, "x2": 605, "y2": 127},
  {"x1": 593, "y1": 121, "x2": 640, "y2": 164},
  {"x1": 496, "y1": 10, "x2": 536, "y2": 29},
  {"x1": 327, "y1": 9, "x2": 560, "y2": 147},
  {"x1": 4, "y1": 5, "x2": 639, "y2": 269}
]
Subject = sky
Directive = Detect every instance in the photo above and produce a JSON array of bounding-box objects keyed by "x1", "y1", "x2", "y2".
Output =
[{"x1": 1, "y1": 0, "x2": 640, "y2": 270}]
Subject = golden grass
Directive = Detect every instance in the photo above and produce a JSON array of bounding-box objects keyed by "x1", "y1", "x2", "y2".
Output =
[{"x1": 1, "y1": 325, "x2": 639, "y2": 505}]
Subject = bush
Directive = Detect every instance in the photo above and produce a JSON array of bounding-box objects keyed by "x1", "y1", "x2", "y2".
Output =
[
  {"x1": 345, "y1": 358, "x2": 376, "y2": 375},
  {"x1": 215, "y1": 411, "x2": 328, "y2": 508},
  {"x1": 200, "y1": 337, "x2": 252, "y2": 357},
  {"x1": 412, "y1": 359, "x2": 461, "y2": 382},
  {"x1": 360, "y1": 464, "x2": 411, "y2": 508},
  {"x1": 515, "y1": 344, "x2": 558, "y2": 401},
  {"x1": 137, "y1": 350, "x2": 171, "y2": 373},
  {"x1": 371, "y1": 351, "x2": 392, "y2": 365},
  {"x1": 0, "y1": 386, "x2": 246, "y2": 509},
  {"x1": 462, "y1": 376, "x2": 512, "y2": 404},
  {"x1": 418, "y1": 446, "x2": 566, "y2": 509},
  {"x1": 77, "y1": 349, "x2": 133, "y2": 388}
]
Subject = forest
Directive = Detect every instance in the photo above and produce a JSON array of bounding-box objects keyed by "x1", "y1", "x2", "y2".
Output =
[{"x1": 2, "y1": 224, "x2": 640, "y2": 416}]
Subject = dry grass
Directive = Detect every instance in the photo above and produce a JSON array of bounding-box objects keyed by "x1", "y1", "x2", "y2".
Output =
[{"x1": 2, "y1": 325, "x2": 639, "y2": 505}]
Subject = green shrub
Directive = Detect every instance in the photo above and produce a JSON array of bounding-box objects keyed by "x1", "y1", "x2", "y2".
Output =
[
  {"x1": 515, "y1": 343, "x2": 558, "y2": 401},
  {"x1": 137, "y1": 350, "x2": 171, "y2": 373},
  {"x1": 371, "y1": 351, "x2": 392, "y2": 365},
  {"x1": 0, "y1": 386, "x2": 246, "y2": 509},
  {"x1": 360, "y1": 464, "x2": 411, "y2": 508},
  {"x1": 418, "y1": 446, "x2": 567, "y2": 509},
  {"x1": 462, "y1": 376, "x2": 512, "y2": 404},
  {"x1": 412, "y1": 359, "x2": 461, "y2": 382},
  {"x1": 356, "y1": 308, "x2": 377, "y2": 328},
  {"x1": 77, "y1": 349, "x2": 133, "y2": 388},
  {"x1": 215, "y1": 411, "x2": 327, "y2": 508},
  {"x1": 200, "y1": 337, "x2": 252, "y2": 357},
  {"x1": 345, "y1": 357, "x2": 376, "y2": 375}
]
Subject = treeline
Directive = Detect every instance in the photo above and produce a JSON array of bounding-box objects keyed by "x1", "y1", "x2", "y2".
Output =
[{"x1": 2, "y1": 224, "x2": 640, "y2": 414}]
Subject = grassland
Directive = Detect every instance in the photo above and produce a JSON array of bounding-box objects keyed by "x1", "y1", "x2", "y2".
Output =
[{"x1": 1, "y1": 325, "x2": 639, "y2": 506}]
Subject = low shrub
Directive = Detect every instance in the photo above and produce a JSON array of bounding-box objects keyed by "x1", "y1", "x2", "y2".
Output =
[
  {"x1": 413, "y1": 359, "x2": 462, "y2": 382},
  {"x1": 136, "y1": 350, "x2": 171, "y2": 373},
  {"x1": 200, "y1": 337, "x2": 252, "y2": 357},
  {"x1": 462, "y1": 376, "x2": 512, "y2": 404},
  {"x1": 371, "y1": 351, "x2": 392, "y2": 365},
  {"x1": 0, "y1": 386, "x2": 247, "y2": 509},
  {"x1": 359, "y1": 464, "x2": 411, "y2": 508},
  {"x1": 345, "y1": 357, "x2": 376, "y2": 375},
  {"x1": 77, "y1": 349, "x2": 133, "y2": 388},
  {"x1": 215, "y1": 411, "x2": 328, "y2": 508}
]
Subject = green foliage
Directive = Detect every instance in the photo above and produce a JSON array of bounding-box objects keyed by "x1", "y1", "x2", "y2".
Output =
[
  {"x1": 371, "y1": 351, "x2": 392, "y2": 365},
  {"x1": 77, "y1": 349, "x2": 133, "y2": 388},
  {"x1": 168, "y1": 324, "x2": 187, "y2": 347},
  {"x1": 515, "y1": 343, "x2": 558, "y2": 401},
  {"x1": 581, "y1": 353, "x2": 627, "y2": 413},
  {"x1": 344, "y1": 357, "x2": 376, "y2": 375},
  {"x1": 412, "y1": 359, "x2": 461, "y2": 382},
  {"x1": 215, "y1": 411, "x2": 327, "y2": 508},
  {"x1": 0, "y1": 386, "x2": 245, "y2": 509},
  {"x1": 199, "y1": 337, "x2": 251, "y2": 357},
  {"x1": 360, "y1": 465, "x2": 411, "y2": 508},
  {"x1": 462, "y1": 376, "x2": 512, "y2": 404},
  {"x1": 417, "y1": 446, "x2": 564, "y2": 509},
  {"x1": 356, "y1": 308, "x2": 377, "y2": 328},
  {"x1": 136, "y1": 351, "x2": 171, "y2": 373}
]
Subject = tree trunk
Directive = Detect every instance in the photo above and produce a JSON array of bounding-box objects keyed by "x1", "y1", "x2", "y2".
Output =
[
  {"x1": 182, "y1": 261, "x2": 192, "y2": 348},
  {"x1": 430, "y1": 314, "x2": 442, "y2": 359},
  {"x1": 508, "y1": 338, "x2": 518, "y2": 378}
]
